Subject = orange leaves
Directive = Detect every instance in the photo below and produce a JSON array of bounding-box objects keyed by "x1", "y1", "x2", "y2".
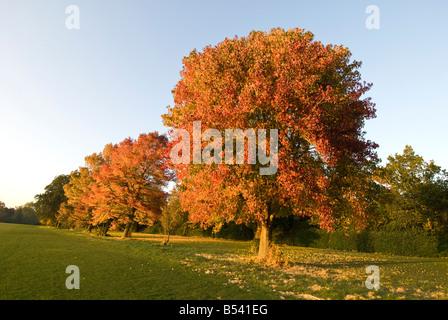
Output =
[
  {"x1": 93, "y1": 132, "x2": 172, "y2": 221},
  {"x1": 58, "y1": 167, "x2": 95, "y2": 228},
  {"x1": 62, "y1": 132, "x2": 173, "y2": 232}
]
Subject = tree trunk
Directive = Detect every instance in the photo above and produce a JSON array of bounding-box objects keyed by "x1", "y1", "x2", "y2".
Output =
[
  {"x1": 122, "y1": 209, "x2": 136, "y2": 238},
  {"x1": 101, "y1": 220, "x2": 111, "y2": 236},
  {"x1": 122, "y1": 222, "x2": 132, "y2": 238},
  {"x1": 163, "y1": 232, "x2": 170, "y2": 246},
  {"x1": 258, "y1": 203, "x2": 274, "y2": 260}
]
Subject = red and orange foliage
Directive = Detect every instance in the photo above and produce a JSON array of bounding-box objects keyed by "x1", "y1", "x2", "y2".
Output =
[
  {"x1": 91, "y1": 132, "x2": 173, "y2": 237},
  {"x1": 61, "y1": 132, "x2": 173, "y2": 237},
  {"x1": 163, "y1": 28, "x2": 378, "y2": 258},
  {"x1": 58, "y1": 167, "x2": 95, "y2": 229}
]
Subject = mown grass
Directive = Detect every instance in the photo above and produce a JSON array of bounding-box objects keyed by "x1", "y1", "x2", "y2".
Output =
[{"x1": 0, "y1": 223, "x2": 447, "y2": 300}]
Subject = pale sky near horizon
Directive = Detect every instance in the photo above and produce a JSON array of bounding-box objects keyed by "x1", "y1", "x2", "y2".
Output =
[{"x1": 0, "y1": 0, "x2": 447, "y2": 207}]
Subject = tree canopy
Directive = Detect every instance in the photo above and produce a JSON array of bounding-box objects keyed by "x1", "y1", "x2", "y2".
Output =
[
  {"x1": 57, "y1": 132, "x2": 173, "y2": 238},
  {"x1": 377, "y1": 145, "x2": 448, "y2": 232},
  {"x1": 34, "y1": 174, "x2": 71, "y2": 226}
]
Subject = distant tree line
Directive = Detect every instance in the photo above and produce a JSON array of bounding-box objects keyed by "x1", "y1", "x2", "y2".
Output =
[{"x1": 0, "y1": 201, "x2": 40, "y2": 225}]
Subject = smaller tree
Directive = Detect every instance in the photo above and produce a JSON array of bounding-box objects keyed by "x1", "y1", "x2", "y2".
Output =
[
  {"x1": 378, "y1": 145, "x2": 448, "y2": 232},
  {"x1": 58, "y1": 167, "x2": 96, "y2": 230},
  {"x1": 160, "y1": 190, "x2": 188, "y2": 245},
  {"x1": 90, "y1": 132, "x2": 174, "y2": 238},
  {"x1": 34, "y1": 174, "x2": 70, "y2": 226},
  {"x1": 83, "y1": 151, "x2": 115, "y2": 235}
]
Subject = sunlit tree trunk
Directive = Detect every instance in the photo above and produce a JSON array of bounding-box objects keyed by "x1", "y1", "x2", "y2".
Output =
[
  {"x1": 258, "y1": 203, "x2": 274, "y2": 260},
  {"x1": 163, "y1": 232, "x2": 170, "y2": 246},
  {"x1": 122, "y1": 222, "x2": 132, "y2": 238},
  {"x1": 122, "y1": 209, "x2": 136, "y2": 238}
]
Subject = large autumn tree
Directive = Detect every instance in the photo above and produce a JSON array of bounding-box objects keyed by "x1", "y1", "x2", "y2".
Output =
[
  {"x1": 88, "y1": 132, "x2": 173, "y2": 238},
  {"x1": 163, "y1": 28, "x2": 379, "y2": 260}
]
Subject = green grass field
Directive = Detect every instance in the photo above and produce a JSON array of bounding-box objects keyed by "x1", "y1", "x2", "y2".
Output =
[{"x1": 0, "y1": 223, "x2": 447, "y2": 300}]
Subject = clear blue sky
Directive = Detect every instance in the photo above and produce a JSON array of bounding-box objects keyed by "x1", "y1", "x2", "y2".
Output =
[{"x1": 0, "y1": 0, "x2": 447, "y2": 207}]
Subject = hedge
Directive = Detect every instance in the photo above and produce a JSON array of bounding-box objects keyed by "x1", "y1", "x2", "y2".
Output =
[{"x1": 273, "y1": 225, "x2": 447, "y2": 257}]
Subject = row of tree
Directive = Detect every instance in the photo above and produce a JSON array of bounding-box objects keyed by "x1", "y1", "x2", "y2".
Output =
[
  {"x1": 31, "y1": 144, "x2": 448, "y2": 234},
  {"x1": 47, "y1": 132, "x2": 174, "y2": 238},
  {"x1": 28, "y1": 28, "x2": 448, "y2": 260}
]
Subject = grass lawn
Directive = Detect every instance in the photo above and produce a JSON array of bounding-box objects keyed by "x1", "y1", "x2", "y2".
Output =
[{"x1": 0, "y1": 222, "x2": 447, "y2": 300}]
